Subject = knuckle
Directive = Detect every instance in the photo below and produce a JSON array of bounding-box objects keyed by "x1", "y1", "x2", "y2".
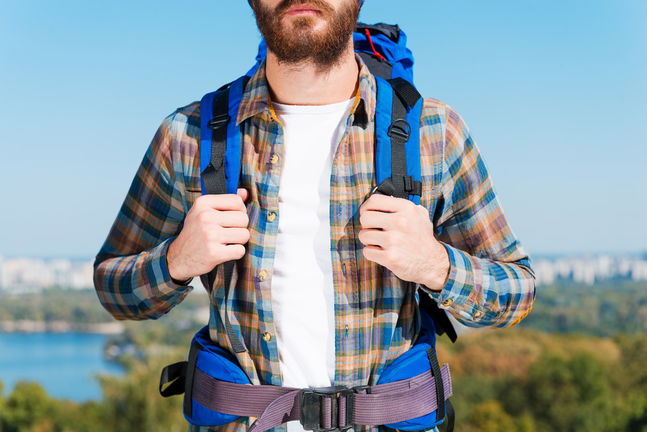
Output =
[
  {"x1": 386, "y1": 250, "x2": 398, "y2": 264},
  {"x1": 198, "y1": 210, "x2": 212, "y2": 224},
  {"x1": 206, "y1": 225, "x2": 223, "y2": 241},
  {"x1": 396, "y1": 215, "x2": 407, "y2": 230},
  {"x1": 207, "y1": 242, "x2": 221, "y2": 258},
  {"x1": 194, "y1": 194, "x2": 210, "y2": 208}
]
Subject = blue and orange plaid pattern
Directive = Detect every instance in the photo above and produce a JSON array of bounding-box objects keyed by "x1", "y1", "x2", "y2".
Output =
[{"x1": 93, "y1": 55, "x2": 536, "y2": 432}]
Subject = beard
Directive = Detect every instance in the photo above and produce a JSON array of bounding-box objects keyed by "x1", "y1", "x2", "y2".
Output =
[{"x1": 252, "y1": 0, "x2": 360, "y2": 69}]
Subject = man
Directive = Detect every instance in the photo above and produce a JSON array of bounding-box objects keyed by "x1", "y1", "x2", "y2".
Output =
[{"x1": 93, "y1": 1, "x2": 537, "y2": 431}]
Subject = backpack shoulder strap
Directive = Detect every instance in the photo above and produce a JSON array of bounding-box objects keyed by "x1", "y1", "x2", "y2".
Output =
[
  {"x1": 199, "y1": 75, "x2": 250, "y2": 196},
  {"x1": 198, "y1": 74, "x2": 251, "y2": 355},
  {"x1": 373, "y1": 75, "x2": 459, "y2": 345},
  {"x1": 373, "y1": 76, "x2": 423, "y2": 205}
]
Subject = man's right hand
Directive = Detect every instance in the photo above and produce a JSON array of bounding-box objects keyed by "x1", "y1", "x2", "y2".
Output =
[{"x1": 167, "y1": 188, "x2": 250, "y2": 282}]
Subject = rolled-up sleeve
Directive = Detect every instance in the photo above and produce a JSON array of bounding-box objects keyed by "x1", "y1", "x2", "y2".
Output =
[
  {"x1": 93, "y1": 111, "x2": 193, "y2": 320},
  {"x1": 418, "y1": 104, "x2": 536, "y2": 328}
]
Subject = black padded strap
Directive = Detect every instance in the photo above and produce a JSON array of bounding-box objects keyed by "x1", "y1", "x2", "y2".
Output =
[
  {"x1": 383, "y1": 79, "x2": 423, "y2": 200},
  {"x1": 443, "y1": 399, "x2": 455, "y2": 432},
  {"x1": 159, "y1": 361, "x2": 187, "y2": 397},
  {"x1": 389, "y1": 84, "x2": 408, "y2": 200},
  {"x1": 200, "y1": 83, "x2": 247, "y2": 354},
  {"x1": 419, "y1": 289, "x2": 458, "y2": 343},
  {"x1": 426, "y1": 346, "x2": 446, "y2": 426},
  {"x1": 222, "y1": 261, "x2": 246, "y2": 353},
  {"x1": 183, "y1": 341, "x2": 201, "y2": 417},
  {"x1": 202, "y1": 88, "x2": 230, "y2": 197},
  {"x1": 357, "y1": 52, "x2": 392, "y2": 80},
  {"x1": 355, "y1": 22, "x2": 401, "y2": 42},
  {"x1": 388, "y1": 77, "x2": 422, "y2": 109},
  {"x1": 388, "y1": 84, "x2": 411, "y2": 200}
]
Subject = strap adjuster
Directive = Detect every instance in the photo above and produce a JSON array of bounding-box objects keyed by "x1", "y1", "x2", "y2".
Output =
[
  {"x1": 299, "y1": 386, "x2": 354, "y2": 432},
  {"x1": 387, "y1": 119, "x2": 411, "y2": 142},
  {"x1": 403, "y1": 175, "x2": 422, "y2": 196},
  {"x1": 207, "y1": 113, "x2": 230, "y2": 130}
]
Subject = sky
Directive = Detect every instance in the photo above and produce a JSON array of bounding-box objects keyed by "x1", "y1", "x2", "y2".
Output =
[{"x1": 0, "y1": 0, "x2": 645, "y2": 259}]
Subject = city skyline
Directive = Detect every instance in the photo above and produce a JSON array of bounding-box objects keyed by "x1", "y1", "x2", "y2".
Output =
[{"x1": 2, "y1": 252, "x2": 646, "y2": 292}]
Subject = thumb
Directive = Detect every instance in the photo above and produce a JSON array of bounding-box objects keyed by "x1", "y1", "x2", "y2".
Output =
[{"x1": 237, "y1": 188, "x2": 249, "y2": 203}]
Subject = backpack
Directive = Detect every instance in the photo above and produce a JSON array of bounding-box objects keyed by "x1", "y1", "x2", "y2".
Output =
[{"x1": 160, "y1": 23, "x2": 456, "y2": 432}]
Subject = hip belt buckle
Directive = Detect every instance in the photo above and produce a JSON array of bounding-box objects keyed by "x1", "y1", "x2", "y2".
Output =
[{"x1": 299, "y1": 385, "x2": 354, "y2": 432}]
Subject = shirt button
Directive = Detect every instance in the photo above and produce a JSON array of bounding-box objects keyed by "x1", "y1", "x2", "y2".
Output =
[
  {"x1": 267, "y1": 211, "x2": 277, "y2": 222},
  {"x1": 474, "y1": 310, "x2": 483, "y2": 319},
  {"x1": 262, "y1": 331, "x2": 272, "y2": 342},
  {"x1": 341, "y1": 263, "x2": 347, "y2": 276},
  {"x1": 442, "y1": 298, "x2": 453, "y2": 307},
  {"x1": 270, "y1": 153, "x2": 279, "y2": 164},
  {"x1": 258, "y1": 269, "x2": 268, "y2": 280}
]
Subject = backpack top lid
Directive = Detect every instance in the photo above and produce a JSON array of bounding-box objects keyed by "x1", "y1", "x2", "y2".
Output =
[{"x1": 247, "y1": 22, "x2": 415, "y2": 82}]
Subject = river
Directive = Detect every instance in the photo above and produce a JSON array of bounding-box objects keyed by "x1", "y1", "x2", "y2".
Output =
[{"x1": 0, "y1": 332, "x2": 124, "y2": 401}]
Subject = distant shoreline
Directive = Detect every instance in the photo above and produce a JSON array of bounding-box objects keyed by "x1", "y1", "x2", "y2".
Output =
[{"x1": 0, "y1": 320, "x2": 124, "y2": 335}]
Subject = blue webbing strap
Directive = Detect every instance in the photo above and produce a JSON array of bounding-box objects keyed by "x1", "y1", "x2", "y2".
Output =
[
  {"x1": 199, "y1": 75, "x2": 250, "y2": 354},
  {"x1": 224, "y1": 77, "x2": 247, "y2": 194},
  {"x1": 374, "y1": 76, "x2": 393, "y2": 193},
  {"x1": 199, "y1": 76, "x2": 248, "y2": 195},
  {"x1": 374, "y1": 76, "x2": 422, "y2": 206}
]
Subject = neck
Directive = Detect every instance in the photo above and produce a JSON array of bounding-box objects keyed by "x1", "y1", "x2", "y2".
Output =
[{"x1": 265, "y1": 39, "x2": 359, "y2": 106}]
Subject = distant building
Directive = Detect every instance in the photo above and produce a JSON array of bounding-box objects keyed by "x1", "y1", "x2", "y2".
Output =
[
  {"x1": 0, "y1": 256, "x2": 94, "y2": 293},
  {"x1": 533, "y1": 254, "x2": 647, "y2": 286}
]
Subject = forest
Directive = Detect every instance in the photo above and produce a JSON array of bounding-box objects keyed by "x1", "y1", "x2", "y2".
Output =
[{"x1": 0, "y1": 279, "x2": 646, "y2": 431}]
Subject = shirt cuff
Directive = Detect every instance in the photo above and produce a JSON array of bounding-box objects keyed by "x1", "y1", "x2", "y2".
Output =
[
  {"x1": 158, "y1": 237, "x2": 194, "y2": 288},
  {"x1": 417, "y1": 241, "x2": 483, "y2": 321},
  {"x1": 132, "y1": 236, "x2": 194, "y2": 304}
]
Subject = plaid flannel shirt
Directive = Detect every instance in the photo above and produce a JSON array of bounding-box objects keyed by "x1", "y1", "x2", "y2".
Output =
[{"x1": 93, "y1": 55, "x2": 536, "y2": 432}]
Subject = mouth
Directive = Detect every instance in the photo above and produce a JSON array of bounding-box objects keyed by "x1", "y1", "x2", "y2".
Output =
[{"x1": 284, "y1": 5, "x2": 322, "y2": 16}]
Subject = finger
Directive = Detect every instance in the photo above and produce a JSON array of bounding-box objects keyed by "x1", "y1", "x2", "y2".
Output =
[
  {"x1": 360, "y1": 193, "x2": 408, "y2": 215},
  {"x1": 218, "y1": 227, "x2": 251, "y2": 244},
  {"x1": 237, "y1": 188, "x2": 249, "y2": 203},
  {"x1": 359, "y1": 210, "x2": 393, "y2": 230},
  {"x1": 220, "y1": 243, "x2": 246, "y2": 261},
  {"x1": 215, "y1": 210, "x2": 249, "y2": 228},
  {"x1": 197, "y1": 193, "x2": 247, "y2": 211},
  {"x1": 358, "y1": 228, "x2": 387, "y2": 247},
  {"x1": 362, "y1": 244, "x2": 386, "y2": 265}
]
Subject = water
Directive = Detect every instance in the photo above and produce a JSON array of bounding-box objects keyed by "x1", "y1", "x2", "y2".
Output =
[{"x1": 0, "y1": 332, "x2": 124, "y2": 402}]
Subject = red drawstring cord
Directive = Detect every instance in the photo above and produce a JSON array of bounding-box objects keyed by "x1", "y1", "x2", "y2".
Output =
[{"x1": 364, "y1": 28, "x2": 387, "y2": 62}]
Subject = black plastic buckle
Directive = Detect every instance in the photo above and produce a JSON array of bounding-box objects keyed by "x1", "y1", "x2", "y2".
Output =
[
  {"x1": 299, "y1": 385, "x2": 354, "y2": 432},
  {"x1": 207, "y1": 113, "x2": 230, "y2": 130},
  {"x1": 387, "y1": 119, "x2": 411, "y2": 142}
]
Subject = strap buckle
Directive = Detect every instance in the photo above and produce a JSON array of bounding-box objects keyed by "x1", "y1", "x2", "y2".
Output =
[
  {"x1": 207, "y1": 113, "x2": 230, "y2": 130},
  {"x1": 299, "y1": 386, "x2": 354, "y2": 432},
  {"x1": 387, "y1": 119, "x2": 411, "y2": 142}
]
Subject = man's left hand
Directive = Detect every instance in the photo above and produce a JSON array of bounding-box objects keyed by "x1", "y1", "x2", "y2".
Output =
[{"x1": 358, "y1": 193, "x2": 450, "y2": 292}]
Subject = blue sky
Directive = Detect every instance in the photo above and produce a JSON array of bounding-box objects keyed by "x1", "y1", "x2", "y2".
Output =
[{"x1": 0, "y1": 0, "x2": 645, "y2": 258}]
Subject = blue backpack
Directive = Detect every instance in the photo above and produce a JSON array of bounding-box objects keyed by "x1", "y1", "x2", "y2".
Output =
[{"x1": 160, "y1": 23, "x2": 456, "y2": 432}]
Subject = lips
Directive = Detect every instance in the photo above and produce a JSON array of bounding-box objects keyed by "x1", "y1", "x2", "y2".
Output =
[{"x1": 284, "y1": 4, "x2": 321, "y2": 15}]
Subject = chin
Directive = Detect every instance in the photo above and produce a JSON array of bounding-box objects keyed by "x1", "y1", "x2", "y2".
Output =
[{"x1": 287, "y1": 14, "x2": 327, "y2": 29}]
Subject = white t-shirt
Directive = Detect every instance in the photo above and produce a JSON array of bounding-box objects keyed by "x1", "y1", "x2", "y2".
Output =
[{"x1": 270, "y1": 97, "x2": 355, "y2": 432}]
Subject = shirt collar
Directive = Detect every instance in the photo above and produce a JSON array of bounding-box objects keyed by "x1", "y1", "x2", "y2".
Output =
[{"x1": 236, "y1": 53, "x2": 376, "y2": 127}]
